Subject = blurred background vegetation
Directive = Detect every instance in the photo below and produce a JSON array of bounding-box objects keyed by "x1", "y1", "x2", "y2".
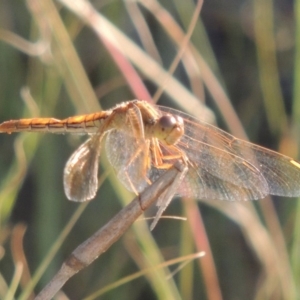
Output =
[{"x1": 0, "y1": 0, "x2": 299, "y2": 299}]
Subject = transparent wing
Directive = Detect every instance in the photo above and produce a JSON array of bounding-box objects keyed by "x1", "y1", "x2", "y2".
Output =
[
  {"x1": 146, "y1": 141, "x2": 268, "y2": 201},
  {"x1": 159, "y1": 106, "x2": 300, "y2": 198},
  {"x1": 105, "y1": 129, "x2": 150, "y2": 193},
  {"x1": 106, "y1": 129, "x2": 268, "y2": 202},
  {"x1": 177, "y1": 155, "x2": 267, "y2": 201},
  {"x1": 64, "y1": 133, "x2": 103, "y2": 202}
]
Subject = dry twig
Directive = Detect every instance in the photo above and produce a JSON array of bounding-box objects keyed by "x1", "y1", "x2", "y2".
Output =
[{"x1": 35, "y1": 161, "x2": 185, "y2": 300}]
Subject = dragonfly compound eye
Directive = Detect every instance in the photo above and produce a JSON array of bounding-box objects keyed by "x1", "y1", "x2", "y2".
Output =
[{"x1": 154, "y1": 114, "x2": 184, "y2": 145}]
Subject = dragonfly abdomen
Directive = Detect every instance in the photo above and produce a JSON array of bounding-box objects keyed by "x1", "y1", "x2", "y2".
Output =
[{"x1": 0, "y1": 112, "x2": 110, "y2": 134}]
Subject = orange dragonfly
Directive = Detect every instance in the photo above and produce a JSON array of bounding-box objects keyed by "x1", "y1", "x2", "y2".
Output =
[{"x1": 1, "y1": 100, "x2": 300, "y2": 227}]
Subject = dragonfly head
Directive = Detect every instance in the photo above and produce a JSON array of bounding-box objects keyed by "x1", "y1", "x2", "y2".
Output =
[{"x1": 153, "y1": 114, "x2": 184, "y2": 145}]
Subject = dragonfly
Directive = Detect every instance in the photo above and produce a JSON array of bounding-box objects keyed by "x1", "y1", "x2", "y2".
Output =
[{"x1": 1, "y1": 100, "x2": 300, "y2": 228}]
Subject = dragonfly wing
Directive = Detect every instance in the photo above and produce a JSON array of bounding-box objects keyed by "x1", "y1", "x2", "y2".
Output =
[
  {"x1": 180, "y1": 135, "x2": 270, "y2": 200},
  {"x1": 226, "y1": 141, "x2": 300, "y2": 196},
  {"x1": 159, "y1": 106, "x2": 300, "y2": 198},
  {"x1": 64, "y1": 134, "x2": 103, "y2": 202},
  {"x1": 146, "y1": 141, "x2": 268, "y2": 201},
  {"x1": 178, "y1": 161, "x2": 267, "y2": 201},
  {"x1": 105, "y1": 129, "x2": 150, "y2": 193}
]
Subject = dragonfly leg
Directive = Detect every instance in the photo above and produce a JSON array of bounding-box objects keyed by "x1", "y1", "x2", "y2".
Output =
[
  {"x1": 151, "y1": 142, "x2": 187, "y2": 170},
  {"x1": 150, "y1": 160, "x2": 189, "y2": 230}
]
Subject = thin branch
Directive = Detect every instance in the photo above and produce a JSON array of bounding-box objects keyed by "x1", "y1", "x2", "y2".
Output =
[{"x1": 34, "y1": 161, "x2": 185, "y2": 300}]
